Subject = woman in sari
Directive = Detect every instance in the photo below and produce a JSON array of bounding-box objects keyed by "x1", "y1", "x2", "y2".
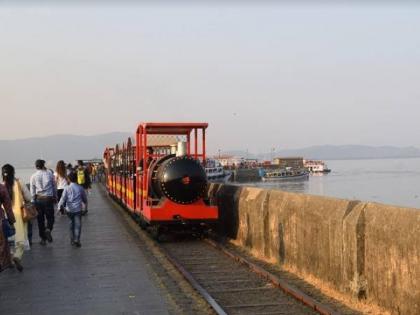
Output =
[
  {"x1": 2, "y1": 164, "x2": 31, "y2": 272},
  {"x1": 0, "y1": 181, "x2": 15, "y2": 272}
]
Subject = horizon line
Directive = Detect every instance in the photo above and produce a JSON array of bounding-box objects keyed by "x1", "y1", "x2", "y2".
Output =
[{"x1": 0, "y1": 133, "x2": 419, "y2": 152}]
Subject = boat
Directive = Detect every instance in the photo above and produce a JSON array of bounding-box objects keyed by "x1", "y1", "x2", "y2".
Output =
[
  {"x1": 205, "y1": 159, "x2": 232, "y2": 182},
  {"x1": 303, "y1": 159, "x2": 331, "y2": 174},
  {"x1": 260, "y1": 167, "x2": 309, "y2": 181}
]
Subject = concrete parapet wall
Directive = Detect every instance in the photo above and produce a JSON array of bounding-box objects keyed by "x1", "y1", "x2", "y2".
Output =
[
  {"x1": 208, "y1": 183, "x2": 420, "y2": 315},
  {"x1": 363, "y1": 203, "x2": 420, "y2": 314}
]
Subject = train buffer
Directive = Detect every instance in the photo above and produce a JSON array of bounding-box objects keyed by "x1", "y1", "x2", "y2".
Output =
[{"x1": 0, "y1": 185, "x2": 170, "y2": 315}]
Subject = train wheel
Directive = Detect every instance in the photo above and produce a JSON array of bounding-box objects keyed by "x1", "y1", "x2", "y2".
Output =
[
  {"x1": 139, "y1": 219, "x2": 148, "y2": 230},
  {"x1": 149, "y1": 226, "x2": 160, "y2": 240},
  {"x1": 191, "y1": 224, "x2": 208, "y2": 239},
  {"x1": 150, "y1": 226, "x2": 167, "y2": 242}
]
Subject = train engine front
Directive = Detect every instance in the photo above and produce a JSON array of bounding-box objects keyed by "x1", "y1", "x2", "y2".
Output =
[
  {"x1": 136, "y1": 123, "x2": 218, "y2": 231},
  {"x1": 150, "y1": 154, "x2": 207, "y2": 206}
]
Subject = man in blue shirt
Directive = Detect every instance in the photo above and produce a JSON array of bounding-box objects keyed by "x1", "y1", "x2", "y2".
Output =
[
  {"x1": 58, "y1": 172, "x2": 87, "y2": 247},
  {"x1": 30, "y1": 159, "x2": 57, "y2": 245}
]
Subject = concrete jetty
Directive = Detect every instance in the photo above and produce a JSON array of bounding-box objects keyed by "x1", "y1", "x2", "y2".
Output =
[{"x1": 0, "y1": 185, "x2": 170, "y2": 315}]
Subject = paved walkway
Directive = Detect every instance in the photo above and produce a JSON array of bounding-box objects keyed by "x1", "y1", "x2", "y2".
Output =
[{"x1": 0, "y1": 185, "x2": 169, "y2": 315}]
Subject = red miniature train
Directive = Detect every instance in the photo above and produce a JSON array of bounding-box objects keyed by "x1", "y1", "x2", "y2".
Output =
[{"x1": 103, "y1": 123, "x2": 218, "y2": 235}]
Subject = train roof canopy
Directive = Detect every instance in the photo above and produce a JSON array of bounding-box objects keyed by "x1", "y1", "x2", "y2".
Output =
[{"x1": 138, "y1": 122, "x2": 208, "y2": 135}]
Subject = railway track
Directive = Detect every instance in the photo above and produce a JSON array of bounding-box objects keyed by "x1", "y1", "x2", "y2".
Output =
[
  {"x1": 159, "y1": 238, "x2": 338, "y2": 315},
  {"x1": 104, "y1": 184, "x2": 339, "y2": 315}
]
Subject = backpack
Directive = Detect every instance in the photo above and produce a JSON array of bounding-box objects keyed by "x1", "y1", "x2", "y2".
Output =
[{"x1": 77, "y1": 169, "x2": 86, "y2": 185}]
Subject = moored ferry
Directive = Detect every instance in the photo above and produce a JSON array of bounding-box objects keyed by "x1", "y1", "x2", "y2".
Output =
[
  {"x1": 260, "y1": 167, "x2": 309, "y2": 181},
  {"x1": 205, "y1": 159, "x2": 232, "y2": 182},
  {"x1": 303, "y1": 159, "x2": 331, "y2": 174}
]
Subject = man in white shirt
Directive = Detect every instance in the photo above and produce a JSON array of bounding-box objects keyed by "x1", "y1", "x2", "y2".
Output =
[{"x1": 30, "y1": 159, "x2": 57, "y2": 246}]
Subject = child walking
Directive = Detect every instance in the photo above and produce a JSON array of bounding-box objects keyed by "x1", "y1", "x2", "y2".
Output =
[{"x1": 57, "y1": 172, "x2": 87, "y2": 247}]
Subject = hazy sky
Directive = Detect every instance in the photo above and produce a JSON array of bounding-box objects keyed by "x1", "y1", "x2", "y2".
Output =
[{"x1": 1, "y1": 3, "x2": 419, "y2": 153}]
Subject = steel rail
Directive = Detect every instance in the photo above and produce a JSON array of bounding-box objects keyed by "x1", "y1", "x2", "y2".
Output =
[
  {"x1": 159, "y1": 245, "x2": 228, "y2": 315},
  {"x1": 103, "y1": 184, "x2": 338, "y2": 315},
  {"x1": 103, "y1": 184, "x2": 227, "y2": 315},
  {"x1": 204, "y1": 239, "x2": 340, "y2": 315}
]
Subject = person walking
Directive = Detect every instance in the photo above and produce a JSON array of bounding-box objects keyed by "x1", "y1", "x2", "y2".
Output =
[
  {"x1": 55, "y1": 160, "x2": 69, "y2": 215},
  {"x1": 66, "y1": 163, "x2": 73, "y2": 176},
  {"x1": 2, "y1": 164, "x2": 31, "y2": 272},
  {"x1": 0, "y1": 182, "x2": 15, "y2": 272},
  {"x1": 91, "y1": 164, "x2": 97, "y2": 183},
  {"x1": 58, "y1": 172, "x2": 87, "y2": 247},
  {"x1": 77, "y1": 161, "x2": 91, "y2": 190},
  {"x1": 76, "y1": 160, "x2": 91, "y2": 215},
  {"x1": 30, "y1": 159, "x2": 57, "y2": 246}
]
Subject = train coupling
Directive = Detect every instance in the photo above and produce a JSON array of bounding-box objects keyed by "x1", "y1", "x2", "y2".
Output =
[{"x1": 173, "y1": 214, "x2": 188, "y2": 225}]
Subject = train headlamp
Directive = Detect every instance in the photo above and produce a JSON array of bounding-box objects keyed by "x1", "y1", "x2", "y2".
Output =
[{"x1": 181, "y1": 176, "x2": 191, "y2": 185}]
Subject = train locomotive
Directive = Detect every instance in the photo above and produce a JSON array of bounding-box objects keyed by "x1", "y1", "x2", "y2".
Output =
[{"x1": 103, "y1": 123, "x2": 218, "y2": 235}]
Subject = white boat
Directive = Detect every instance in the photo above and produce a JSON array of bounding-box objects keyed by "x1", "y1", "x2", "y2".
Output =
[
  {"x1": 205, "y1": 159, "x2": 232, "y2": 182},
  {"x1": 261, "y1": 167, "x2": 309, "y2": 181},
  {"x1": 304, "y1": 160, "x2": 331, "y2": 174}
]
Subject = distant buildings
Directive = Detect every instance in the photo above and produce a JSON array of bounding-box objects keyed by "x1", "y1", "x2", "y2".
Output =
[
  {"x1": 217, "y1": 155, "x2": 244, "y2": 167},
  {"x1": 243, "y1": 158, "x2": 258, "y2": 167},
  {"x1": 213, "y1": 153, "x2": 330, "y2": 172},
  {"x1": 214, "y1": 156, "x2": 260, "y2": 168},
  {"x1": 272, "y1": 157, "x2": 304, "y2": 169},
  {"x1": 215, "y1": 155, "x2": 306, "y2": 169}
]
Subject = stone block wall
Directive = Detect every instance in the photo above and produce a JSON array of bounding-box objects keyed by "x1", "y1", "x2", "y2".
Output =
[{"x1": 208, "y1": 184, "x2": 420, "y2": 315}]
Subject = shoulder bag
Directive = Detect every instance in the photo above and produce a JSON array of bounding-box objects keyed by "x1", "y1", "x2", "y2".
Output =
[
  {"x1": 21, "y1": 203, "x2": 38, "y2": 222},
  {"x1": 2, "y1": 219, "x2": 15, "y2": 238},
  {"x1": 17, "y1": 180, "x2": 38, "y2": 222}
]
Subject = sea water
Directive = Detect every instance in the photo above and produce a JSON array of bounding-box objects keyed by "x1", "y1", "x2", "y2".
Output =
[{"x1": 235, "y1": 158, "x2": 420, "y2": 209}]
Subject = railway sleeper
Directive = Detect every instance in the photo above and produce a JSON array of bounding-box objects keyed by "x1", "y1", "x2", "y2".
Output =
[
  {"x1": 181, "y1": 261, "x2": 231, "y2": 267},
  {"x1": 191, "y1": 269, "x2": 239, "y2": 275},
  {"x1": 224, "y1": 302, "x2": 296, "y2": 309},
  {"x1": 209, "y1": 286, "x2": 275, "y2": 294},
  {"x1": 203, "y1": 279, "x2": 255, "y2": 285},
  {"x1": 215, "y1": 292, "x2": 298, "y2": 307}
]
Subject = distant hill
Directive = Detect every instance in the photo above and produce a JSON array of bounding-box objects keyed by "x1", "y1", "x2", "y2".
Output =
[
  {"x1": 2, "y1": 134, "x2": 420, "y2": 169},
  {"x1": 223, "y1": 145, "x2": 420, "y2": 161},
  {"x1": 0, "y1": 132, "x2": 132, "y2": 168}
]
